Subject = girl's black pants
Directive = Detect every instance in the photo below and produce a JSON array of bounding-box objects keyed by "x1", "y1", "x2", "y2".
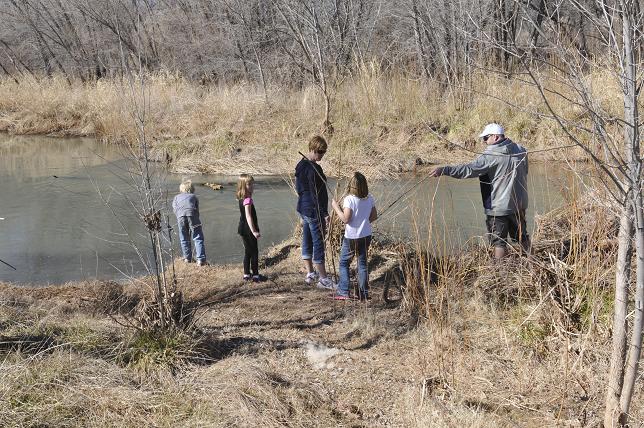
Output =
[{"x1": 240, "y1": 232, "x2": 258, "y2": 275}]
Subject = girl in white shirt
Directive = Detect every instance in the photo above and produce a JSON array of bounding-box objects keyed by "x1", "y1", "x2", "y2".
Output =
[{"x1": 331, "y1": 172, "x2": 378, "y2": 300}]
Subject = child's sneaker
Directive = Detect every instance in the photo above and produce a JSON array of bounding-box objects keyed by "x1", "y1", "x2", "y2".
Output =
[
  {"x1": 252, "y1": 274, "x2": 268, "y2": 283},
  {"x1": 317, "y1": 277, "x2": 336, "y2": 290},
  {"x1": 243, "y1": 274, "x2": 252, "y2": 281},
  {"x1": 197, "y1": 260, "x2": 209, "y2": 267},
  {"x1": 304, "y1": 271, "x2": 319, "y2": 285}
]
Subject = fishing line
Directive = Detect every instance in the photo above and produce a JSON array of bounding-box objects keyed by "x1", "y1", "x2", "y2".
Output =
[
  {"x1": 377, "y1": 172, "x2": 435, "y2": 221},
  {"x1": 0, "y1": 217, "x2": 15, "y2": 270},
  {"x1": 298, "y1": 149, "x2": 431, "y2": 225}
]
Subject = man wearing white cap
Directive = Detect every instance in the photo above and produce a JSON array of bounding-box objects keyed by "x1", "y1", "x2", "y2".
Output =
[{"x1": 429, "y1": 123, "x2": 530, "y2": 259}]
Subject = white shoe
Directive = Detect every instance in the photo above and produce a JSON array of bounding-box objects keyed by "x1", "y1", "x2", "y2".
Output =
[
  {"x1": 317, "y1": 277, "x2": 337, "y2": 290},
  {"x1": 305, "y1": 271, "x2": 319, "y2": 285}
]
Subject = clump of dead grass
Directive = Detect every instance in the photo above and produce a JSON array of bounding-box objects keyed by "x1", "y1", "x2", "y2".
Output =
[{"x1": 385, "y1": 185, "x2": 618, "y2": 335}]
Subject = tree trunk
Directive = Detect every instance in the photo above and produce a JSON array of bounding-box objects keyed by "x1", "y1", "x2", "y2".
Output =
[
  {"x1": 252, "y1": 46, "x2": 269, "y2": 104},
  {"x1": 604, "y1": 203, "x2": 633, "y2": 427},
  {"x1": 411, "y1": 0, "x2": 430, "y2": 78},
  {"x1": 613, "y1": 1, "x2": 642, "y2": 425},
  {"x1": 529, "y1": 0, "x2": 546, "y2": 56},
  {"x1": 621, "y1": 195, "x2": 644, "y2": 423}
]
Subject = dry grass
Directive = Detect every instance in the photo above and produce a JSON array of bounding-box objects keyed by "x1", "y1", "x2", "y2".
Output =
[
  {"x1": 385, "y1": 190, "x2": 626, "y2": 427},
  {"x1": 0, "y1": 193, "x2": 642, "y2": 426},
  {"x1": 0, "y1": 70, "x2": 630, "y2": 179}
]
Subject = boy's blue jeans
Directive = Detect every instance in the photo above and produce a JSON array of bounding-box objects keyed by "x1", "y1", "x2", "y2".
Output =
[
  {"x1": 300, "y1": 214, "x2": 325, "y2": 265},
  {"x1": 177, "y1": 215, "x2": 206, "y2": 262},
  {"x1": 337, "y1": 235, "x2": 371, "y2": 297}
]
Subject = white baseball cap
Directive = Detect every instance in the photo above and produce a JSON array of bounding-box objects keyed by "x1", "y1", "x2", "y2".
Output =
[{"x1": 479, "y1": 123, "x2": 505, "y2": 138}]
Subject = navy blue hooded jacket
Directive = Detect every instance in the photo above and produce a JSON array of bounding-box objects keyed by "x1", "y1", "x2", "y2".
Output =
[{"x1": 295, "y1": 158, "x2": 328, "y2": 218}]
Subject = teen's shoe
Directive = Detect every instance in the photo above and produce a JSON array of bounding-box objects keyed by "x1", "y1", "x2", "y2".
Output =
[
  {"x1": 183, "y1": 258, "x2": 192, "y2": 264},
  {"x1": 304, "y1": 271, "x2": 319, "y2": 285},
  {"x1": 243, "y1": 274, "x2": 252, "y2": 281},
  {"x1": 252, "y1": 274, "x2": 268, "y2": 283},
  {"x1": 196, "y1": 260, "x2": 209, "y2": 266},
  {"x1": 317, "y1": 277, "x2": 336, "y2": 290}
]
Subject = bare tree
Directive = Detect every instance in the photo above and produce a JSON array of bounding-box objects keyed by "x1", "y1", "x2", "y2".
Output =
[
  {"x1": 219, "y1": 0, "x2": 273, "y2": 98},
  {"x1": 0, "y1": 0, "x2": 621, "y2": 89},
  {"x1": 490, "y1": 0, "x2": 643, "y2": 425},
  {"x1": 271, "y1": 0, "x2": 376, "y2": 132}
]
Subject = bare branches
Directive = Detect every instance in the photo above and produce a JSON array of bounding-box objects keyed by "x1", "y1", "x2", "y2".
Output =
[{"x1": 0, "y1": 0, "x2": 639, "y2": 92}]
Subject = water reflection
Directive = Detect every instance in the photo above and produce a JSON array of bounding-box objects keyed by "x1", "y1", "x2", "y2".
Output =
[
  {"x1": 0, "y1": 134, "x2": 570, "y2": 285},
  {"x1": 0, "y1": 135, "x2": 121, "y2": 179}
]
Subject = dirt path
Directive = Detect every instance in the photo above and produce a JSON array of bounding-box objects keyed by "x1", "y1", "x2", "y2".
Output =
[{"x1": 173, "y1": 238, "x2": 417, "y2": 426}]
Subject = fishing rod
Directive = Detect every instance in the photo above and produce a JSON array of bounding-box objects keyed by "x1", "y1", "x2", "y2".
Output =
[
  {"x1": 298, "y1": 150, "x2": 436, "y2": 223},
  {"x1": 0, "y1": 217, "x2": 15, "y2": 270},
  {"x1": 0, "y1": 258, "x2": 16, "y2": 271}
]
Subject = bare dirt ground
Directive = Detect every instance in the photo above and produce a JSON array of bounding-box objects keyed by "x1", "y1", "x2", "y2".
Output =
[{"x1": 0, "y1": 235, "x2": 642, "y2": 427}]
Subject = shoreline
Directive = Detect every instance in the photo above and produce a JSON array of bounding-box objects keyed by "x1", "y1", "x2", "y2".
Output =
[
  {"x1": 0, "y1": 130, "x2": 577, "y2": 288},
  {"x1": 0, "y1": 75, "x2": 598, "y2": 179},
  {"x1": 0, "y1": 129, "x2": 584, "y2": 180}
]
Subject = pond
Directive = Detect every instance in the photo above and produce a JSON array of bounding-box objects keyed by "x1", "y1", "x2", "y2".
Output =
[{"x1": 0, "y1": 135, "x2": 572, "y2": 285}]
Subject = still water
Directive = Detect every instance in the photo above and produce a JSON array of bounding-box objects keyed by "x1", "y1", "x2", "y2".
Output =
[{"x1": 0, "y1": 135, "x2": 570, "y2": 285}]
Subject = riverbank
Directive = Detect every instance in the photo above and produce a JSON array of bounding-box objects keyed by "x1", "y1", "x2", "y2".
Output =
[
  {"x1": 0, "y1": 73, "x2": 618, "y2": 177},
  {"x1": 0, "y1": 198, "x2": 640, "y2": 426}
]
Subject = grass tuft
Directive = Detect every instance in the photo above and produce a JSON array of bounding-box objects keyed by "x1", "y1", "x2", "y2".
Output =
[{"x1": 116, "y1": 329, "x2": 197, "y2": 373}]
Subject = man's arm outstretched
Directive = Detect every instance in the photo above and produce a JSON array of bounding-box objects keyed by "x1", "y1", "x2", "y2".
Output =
[{"x1": 430, "y1": 154, "x2": 492, "y2": 179}]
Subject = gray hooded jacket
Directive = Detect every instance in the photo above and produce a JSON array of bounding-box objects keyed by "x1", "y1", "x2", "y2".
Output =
[{"x1": 442, "y1": 138, "x2": 528, "y2": 216}]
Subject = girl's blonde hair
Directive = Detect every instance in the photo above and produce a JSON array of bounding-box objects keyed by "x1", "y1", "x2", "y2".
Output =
[
  {"x1": 347, "y1": 172, "x2": 368, "y2": 198},
  {"x1": 236, "y1": 174, "x2": 255, "y2": 200},
  {"x1": 179, "y1": 180, "x2": 194, "y2": 193}
]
